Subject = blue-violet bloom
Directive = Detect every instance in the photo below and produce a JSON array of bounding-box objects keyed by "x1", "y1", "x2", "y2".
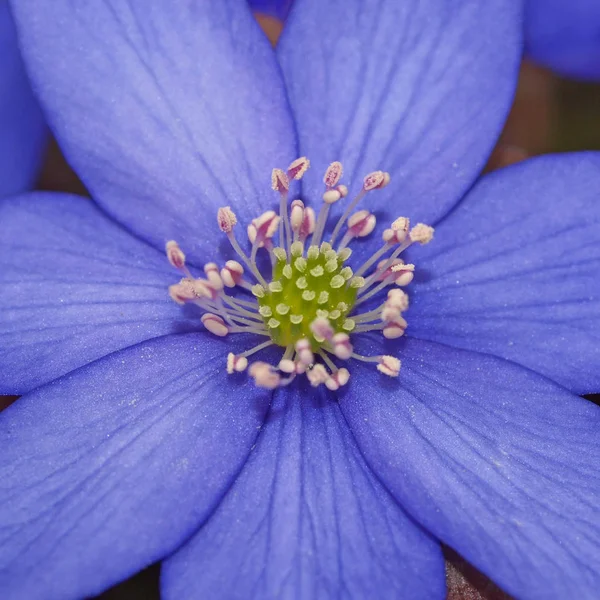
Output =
[
  {"x1": 1, "y1": 1, "x2": 600, "y2": 599},
  {"x1": 526, "y1": 0, "x2": 600, "y2": 80},
  {"x1": 0, "y1": 1, "x2": 46, "y2": 198}
]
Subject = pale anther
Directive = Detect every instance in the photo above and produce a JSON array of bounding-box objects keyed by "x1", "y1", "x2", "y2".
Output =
[
  {"x1": 310, "y1": 316, "x2": 334, "y2": 340},
  {"x1": 201, "y1": 313, "x2": 229, "y2": 337},
  {"x1": 221, "y1": 260, "x2": 244, "y2": 288},
  {"x1": 377, "y1": 355, "x2": 401, "y2": 377},
  {"x1": 287, "y1": 157, "x2": 310, "y2": 180},
  {"x1": 271, "y1": 168, "x2": 290, "y2": 192},
  {"x1": 324, "y1": 161, "x2": 343, "y2": 188},
  {"x1": 249, "y1": 362, "x2": 281, "y2": 389},
  {"x1": 410, "y1": 223, "x2": 435, "y2": 244},
  {"x1": 217, "y1": 206, "x2": 237, "y2": 233},
  {"x1": 227, "y1": 353, "x2": 248, "y2": 374},
  {"x1": 166, "y1": 241, "x2": 186, "y2": 270},
  {"x1": 296, "y1": 339, "x2": 314, "y2": 365},
  {"x1": 332, "y1": 332, "x2": 353, "y2": 360}
]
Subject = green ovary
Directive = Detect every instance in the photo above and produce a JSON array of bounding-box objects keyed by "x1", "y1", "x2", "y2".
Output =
[{"x1": 256, "y1": 242, "x2": 360, "y2": 350}]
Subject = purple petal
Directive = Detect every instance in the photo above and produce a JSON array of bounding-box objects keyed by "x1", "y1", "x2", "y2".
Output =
[
  {"x1": 0, "y1": 3, "x2": 46, "y2": 198},
  {"x1": 248, "y1": 0, "x2": 293, "y2": 20},
  {"x1": 162, "y1": 384, "x2": 444, "y2": 600},
  {"x1": 342, "y1": 338, "x2": 600, "y2": 599},
  {"x1": 408, "y1": 152, "x2": 600, "y2": 394},
  {"x1": 9, "y1": 0, "x2": 297, "y2": 264},
  {"x1": 0, "y1": 193, "x2": 200, "y2": 394},
  {"x1": 0, "y1": 333, "x2": 271, "y2": 600},
  {"x1": 526, "y1": 0, "x2": 600, "y2": 81},
  {"x1": 277, "y1": 0, "x2": 522, "y2": 224}
]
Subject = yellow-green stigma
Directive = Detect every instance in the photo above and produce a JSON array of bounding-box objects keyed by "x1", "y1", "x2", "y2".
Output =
[{"x1": 253, "y1": 241, "x2": 362, "y2": 349}]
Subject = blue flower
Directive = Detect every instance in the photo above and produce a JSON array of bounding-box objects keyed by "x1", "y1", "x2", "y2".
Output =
[
  {"x1": 0, "y1": 2, "x2": 46, "y2": 198},
  {"x1": 1, "y1": 1, "x2": 599, "y2": 599},
  {"x1": 525, "y1": 0, "x2": 600, "y2": 80}
]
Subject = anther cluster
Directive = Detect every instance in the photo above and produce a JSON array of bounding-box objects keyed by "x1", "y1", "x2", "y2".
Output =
[{"x1": 166, "y1": 158, "x2": 433, "y2": 390}]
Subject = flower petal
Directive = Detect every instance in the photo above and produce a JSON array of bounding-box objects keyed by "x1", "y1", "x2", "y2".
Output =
[
  {"x1": 9, "y1": 0, "x2": 297, "y2": 264},
  {"x1": 408, "y1": 152, "x2": 600, "y2": 394},
  {"x1": 249, "y1": 0, "x2": 293, "y2": 20},
  {"x1": 162, "y1": 383, "x2": 444, "y2": 600},
  {"x1": 0, "y1": 3, "x2": 46, "y2": 198},
  {"x1": 0, "y1": 333, "x2": 271, "y2": 600},
  {"x1": 342, "y1": 338, "x2": 600, "y2": 600},
  {"x1": 0, "y1": 193, "x2": 200, "y2": 394},
  {"x1": 526, "y1": 0, "x2": 600, "y2": 81},
  {"x1": 277, "y1": 0, "x2": 522, "y2": 224}
]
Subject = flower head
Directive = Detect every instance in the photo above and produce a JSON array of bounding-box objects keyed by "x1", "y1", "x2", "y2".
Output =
[{"x1": 1, "y1": 1, "x2": 600, "y2": 599}]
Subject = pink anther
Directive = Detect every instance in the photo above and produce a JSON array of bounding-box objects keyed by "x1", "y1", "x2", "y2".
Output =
[
  {"x1": 249, "y1": 362, "x2": 281, "y2": 389},
  {"x1": 295, "y1": 338, "x2": 314, "y2": 366},
  {"x1": 166, "y1": 240, "x2": 186, "y2": 270},
  {"x1": 168, "y1": 279, "x2": 196, "y2": 305},
  {"x1": 377, "y1": 355, "x2": 401, "y2": 377},
  {"x1": 332, "y1": 332, "x2": 353, "y2": 360},
  {"x1": 363, "y1": 170, "x2": 390, "y2": 191},
  {"x1": 382, "y1": 317, "x2": 408, "y2": 339},
  {"x1": 376, "y1": 258, "x2": 403, "y2": 281},
  {"x1": 310, "y1": 317, "x2": 334, "y2": 341},
  {"x1": 271, "y1": 168, "x2": 290, "y2": 193},
  {"x1": 201, "y1": 313, "x2": 229, "y2": 337},
  {"x1": 324, "y1": 161, "x2": 343, "y2": 188},
  {"x1": 287, "y1": 157, "x2": 310, "y2": 180},
  {"x1": 220, "y1": 260, "x2": 244, "y2": 288},
  {"x1": 252, "y1": 210, "x2": 280, "y2": 241},
  {"x1": 325, "y1": 367, "x2": 350, "y2": 391},
  {"x1": 227, "y1": 353, "x2": 248, "y2": 374},
  {"x1": 409, "y1": 223, "x2": 434, "y2": 244},
  {"x1": 347, "y1": 210, "x2": 377, "y2": 238},
  {"x1": 299, "y1": 206, "x2": 316, "y2": 240},
  {"x1": 217, "y1": 206, "x2": 237, "y2": 233}
]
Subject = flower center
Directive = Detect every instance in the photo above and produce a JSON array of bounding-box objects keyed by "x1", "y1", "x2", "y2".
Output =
[
  {"x1": 165, "y1": 158, "x2": 433, "y2": 390},
  {"x1": 254, "y1": 240, "x2": 360, "y2": 349}
]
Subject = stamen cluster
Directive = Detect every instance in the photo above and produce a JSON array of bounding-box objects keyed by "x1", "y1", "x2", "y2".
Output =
[{"x1": 166, "y1": 158, "x2": 433, "y2": 390}]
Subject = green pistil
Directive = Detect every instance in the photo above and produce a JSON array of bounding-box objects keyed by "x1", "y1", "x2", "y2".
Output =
[{"x1": 255, "y1": 243, "x2": 359, "y2": 349}]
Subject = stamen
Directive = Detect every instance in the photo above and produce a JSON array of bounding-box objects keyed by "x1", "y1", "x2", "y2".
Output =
[
  {"x1": 288, "y1": 156, "x2": 310, "y2": 180},
  {"x1": 330, "y1": 170, "x2": 389, "y2": 245},
  {"x1": 166, "y1": 241, "x2": 188, "y2": 273},
  {"x1": 377, "y1": 355, "x2": 401, "y2": 377},
  {"x1": 201, "y1": 313, "x2": 229, "y2": 337},
  {"x1": 249, "y1": 362, "x2": 281, "y2": 389},
  {"x1": 221, "y1": 260, "x2": 244, "y2": 288},
  {"x1": 169, "y1": 158, "x2": 431, "y2": 389}
]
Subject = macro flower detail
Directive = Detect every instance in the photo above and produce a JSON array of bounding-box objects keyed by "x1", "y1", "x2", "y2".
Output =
[
  {"x1": 2, "y1": 2, "x2": 600, "y2": 600},
  {"x1": 167, "y1": 158, "x2": 433, "y2": 390},
  {"x1": 0, "y1": 2, "x2": 46, "y2": 198},
  {"x1": 525, "y1": 0, "x2": 600, "y2": 80}
]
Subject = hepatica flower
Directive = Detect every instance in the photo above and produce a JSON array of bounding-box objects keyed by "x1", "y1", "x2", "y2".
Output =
[
  {"x1": 525, "y1": 0, "x2": 600, "y2": 80},
  {"x1": 1, "y1": 1, "x2": 600, "y2": 599},
  {"x1": 0, "y1": 1, "x2": 46, "y2": 198}
]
